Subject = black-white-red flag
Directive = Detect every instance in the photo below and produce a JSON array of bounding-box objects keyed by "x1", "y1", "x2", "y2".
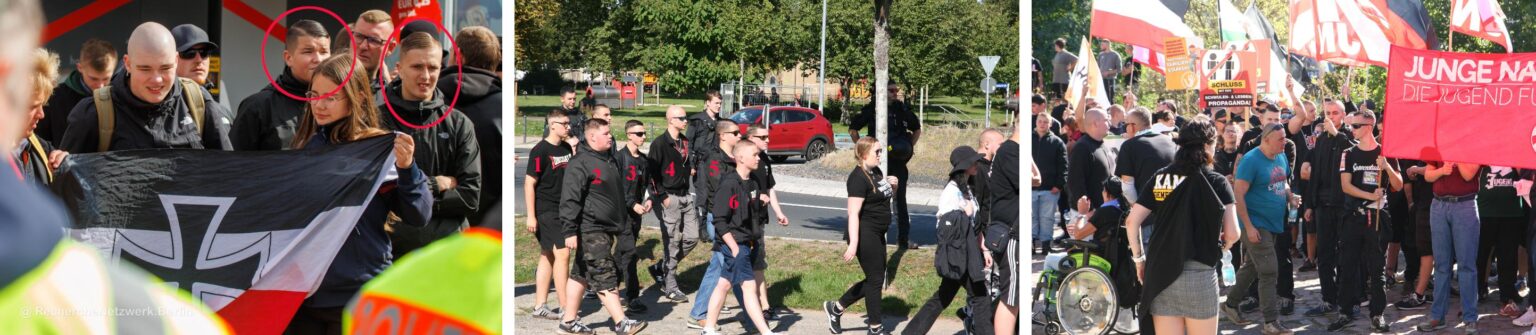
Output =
[{"x1": 51, "y1": 136, "x2": 398, "y2": 334}]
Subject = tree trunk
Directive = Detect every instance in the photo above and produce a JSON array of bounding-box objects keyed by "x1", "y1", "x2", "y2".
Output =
[{"x1": 874, "y1": 0, "x2": 891, "y2": 172}]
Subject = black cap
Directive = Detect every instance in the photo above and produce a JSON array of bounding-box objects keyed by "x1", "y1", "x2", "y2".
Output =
[
  {"x1": 1361, "y1": 99, "x2": 1377, "y2": 111},
  {"x1": 948, "y1": 146, "x2": 984, "y2": 174},
  {"x1": 400, "y1": 21, "x2": 438, "y2": 41},
  {"x1": 171, "y1": 24, "x2": 217, "y2": 53}
]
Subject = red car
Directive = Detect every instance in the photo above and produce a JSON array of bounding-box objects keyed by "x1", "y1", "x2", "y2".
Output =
[{"x1": 729, "y1": 105, "x2": 835, "y2": 162}]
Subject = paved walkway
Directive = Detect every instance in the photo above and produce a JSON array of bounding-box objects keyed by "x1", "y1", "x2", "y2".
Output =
[
  {"x1": 513, "y1": 284, "x2": 969, "y2": 334},
  {"x1": 1029, "y1": 239, "x2": 1532, "y2": 334}
]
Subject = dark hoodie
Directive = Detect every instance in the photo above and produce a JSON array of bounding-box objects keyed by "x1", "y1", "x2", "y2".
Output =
[
  {"x1": 300, "y1": 126, "x2": 434, "y2": 308},
  {"x1": 59, "y1": 72, "x2": 233, "y2": 153},
  {"x1": 38, "y1": 70, "x2": 93, "y2": 144},
  {"x1": 560, "y1": 142, "x2": 626, "y2": 238},
  {"x1": 438, "y1": 65, "x2": 502, "y2": 223},
  {"x1": 232, "y1": 66, "x2": 310, "y2": 151},
  {"x1": 377, "y1": 79, "x2": 483, "y2": 256},
  {"x1": 698, "y1": 144, "x2": 738, "y2": 211}
]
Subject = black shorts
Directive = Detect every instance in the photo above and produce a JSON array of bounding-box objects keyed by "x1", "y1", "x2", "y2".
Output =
[
  {"x1": 535, "y1": 212, "x2": 565, "y2": 251},
  {"x1": 1414, "y1": 208, "x2": 1432, "y2": 255},
  {"x1": 1391, "y1": 208, "x2": 1412, "y2": 244},
  {"x1": 753, "y1": 238, "x2": 768, "y2": 271},
  {"x1": 571, "y1": 232, "x2": 620, "y2": 292}
]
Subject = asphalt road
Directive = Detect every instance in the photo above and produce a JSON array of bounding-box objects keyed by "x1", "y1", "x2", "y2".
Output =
[{"x1": 512, "y1": 147, "x2": 944, "y2": 245}]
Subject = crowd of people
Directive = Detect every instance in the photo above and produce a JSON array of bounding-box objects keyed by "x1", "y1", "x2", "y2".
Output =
[
  {"x1": 524, "y1": 84, "x2": 1022, "y2": 335},
  {"x1": 1, "y1": 2, "x2": 505, "y2": 332},
  {"x1": 1034, "y1": 37, "x2": 1536, "y2": 335}
]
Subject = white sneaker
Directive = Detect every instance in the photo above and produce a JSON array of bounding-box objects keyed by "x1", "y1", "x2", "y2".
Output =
[{"x1": 1518, "y1": 307, "x2": 1536, "y2": 327}]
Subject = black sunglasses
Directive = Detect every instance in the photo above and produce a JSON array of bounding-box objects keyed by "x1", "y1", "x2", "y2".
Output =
[
  {"x1": 1351, "y1": 123, "x2": 1373, "y2": 128},
  {"x1": 752, "y1": 135, "x2": 769, "y2": 141},
  {"x1": 724, "y1": 130, "x2": 740, "y2": 136},
  {"x1": 179, "y1": 48, "x2": 213, "y2": 59},
  {"x1": 629, "y1": 131, "x2": 647, "y2": 137}
]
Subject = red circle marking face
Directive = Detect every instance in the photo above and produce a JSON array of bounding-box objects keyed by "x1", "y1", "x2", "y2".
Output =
[
  {"x1": 259, "y1": 6, "x2": 357, "y2": 102},
  {"x1": 378, "y1": 17, "x2": 464, "y2": 130}
]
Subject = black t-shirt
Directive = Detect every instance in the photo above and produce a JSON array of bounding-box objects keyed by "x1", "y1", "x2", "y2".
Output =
[
  {"x1": 1115, "y1": 133, "x2": 1176, "y2": 194},
  {"x1": 1478, "y1": 166, "x2": 1527, "y2": 218},
  {"x1": 848, "y1": 166, "x2": 895, "y2": 233},
  {"x1": 1214, "y1": 148, "x2": 1240, "y2": 177},
  {"x1": 1137, "y1": 167, "x2": 1236, "y2": 212},
  {"x1": 1400, "y1": 159, "x2": 1434, "y2": 211},
  {"x1": 752, "y1": 151, "x2": 777, "y2": 225},
  {"x1": 1340, "y1": 145, "x2": 1385, "y2": 209},
  {"x1": 527, "y1": 140, "x2": 573, "y2": 217}
]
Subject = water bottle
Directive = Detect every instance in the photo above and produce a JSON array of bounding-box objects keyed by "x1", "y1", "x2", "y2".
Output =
[{"x1": 1221, "y1": 249, "x2": 1237, "y2": 286}]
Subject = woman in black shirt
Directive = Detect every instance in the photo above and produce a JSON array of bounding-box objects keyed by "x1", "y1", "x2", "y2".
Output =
[
  {"x1": 1123, "y1": 120, "x2": 1240, "y2": 334},
  {"x1": 824, "y1": 137, "x2": 899, "y2": 335}
]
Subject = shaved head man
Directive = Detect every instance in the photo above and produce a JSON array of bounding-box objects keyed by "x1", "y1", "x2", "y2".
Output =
[
  {"x1": 125, "y1": 22, "x2": 179, "y2": 104},
  {"x1": 59, "y1": 21, "x2": 234, "y2": 154}
]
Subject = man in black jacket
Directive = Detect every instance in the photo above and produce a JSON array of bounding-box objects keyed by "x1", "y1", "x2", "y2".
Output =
[
  {"x1": 974, "y1": 129, "x2": 1005, "y2": 244},
  {"x1": 687, "y1": 91, "x2": 725, "y2": 241},
  {"x1": 648, "y1": 105, "x2": 698, "y2": 303},
  {"x1": 989, "y1": 122, "x2": 1022, "y2": 335},
  {"x1": 231, "y1": 20, "x2": 331, "y2": 151},
  {"x1": 60, "y1": 23, "x2": 232, "y2": 153},
  {"x1": 378, "y1": 32, "x2": 482, "y2": 259},
  {"x1": 1066, "y1": 109, "x2": 1116, "y2": 227},
  {"x1": 557, "y1": 119, "x2": 647, "y2": 335},
  {"x1": 1301, "y1": 99, "x2": 1356, "y2": 318},
  {"x1": 38, "y1": 38, "x2": 114, "y2": 145},
  {"x1": 441, "y1": 26, "x2": 502, "y2": 224},
  {"x1": 686, "y1": 120, "x2": 747, "y2": 325},
  {"x1": 1032, "y1": 113, "x2": 1067, "y2": 254},
  {"x1": 616, "y1": 120, "x2": 653, "y2": 314}
]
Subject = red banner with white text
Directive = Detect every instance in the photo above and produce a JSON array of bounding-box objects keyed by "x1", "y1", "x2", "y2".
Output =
[{"x1": 1385, "y1": 45, "x2": 1536, "y2": 169}]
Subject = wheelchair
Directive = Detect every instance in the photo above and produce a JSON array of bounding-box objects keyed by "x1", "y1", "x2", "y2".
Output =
[{"x1": 1033, "y1": 239, "x2": 1140, "y2": 335}]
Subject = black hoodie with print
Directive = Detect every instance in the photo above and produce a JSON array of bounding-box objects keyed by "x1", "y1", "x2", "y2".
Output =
[{"x1": 561, "y1": 142, "x2": 627, "y2": 238}]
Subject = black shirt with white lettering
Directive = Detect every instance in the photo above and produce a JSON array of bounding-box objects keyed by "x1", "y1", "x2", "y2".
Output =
[
  {"x1": 1340, "y1": 145, "x2": 1385, "y2": 209},
  {"x1": 527, "y1": 140, "x2": 573, "y2": 216}
]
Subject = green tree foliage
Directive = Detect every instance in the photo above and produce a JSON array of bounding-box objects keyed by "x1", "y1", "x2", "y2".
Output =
[{"x1": 520, "y1": 0, "x2": 1019, "y2": 97}]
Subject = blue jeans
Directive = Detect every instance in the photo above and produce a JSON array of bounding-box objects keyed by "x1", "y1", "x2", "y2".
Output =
[
  {"x1": 1429, "y1": 198, "x2": 1480, "y2": 323},
  {"x1": 1032, "y1": 191, "x2": 1059, "y2": 243},
  {"x1": 690, "y1": 213, "x2": 747, "y2": 320}
]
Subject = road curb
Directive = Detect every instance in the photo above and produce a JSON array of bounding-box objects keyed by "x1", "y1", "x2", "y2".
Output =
[{"x1": 773, "y1": 175, "x2": 941, "y2": 207}]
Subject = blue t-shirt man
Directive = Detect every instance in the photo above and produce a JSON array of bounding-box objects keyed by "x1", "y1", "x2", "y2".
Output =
[{"x1": 1236, "y1": 147, "x2": 1289, "y2": 233}]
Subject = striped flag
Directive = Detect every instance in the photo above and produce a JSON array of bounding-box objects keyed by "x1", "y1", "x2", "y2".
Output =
[
  {"x1": 54, "y1": 136, "x2": 407, "y2": 334},
  {"x1": 1450, "y1": 0, "x2": 1512, "y2": 53},
  {"x1": 1091, "y1": 0, "x2": 1203, "y2": 57},
  {"x1": 1288, "y1": 0, "x2": 1438, "y2": 67},
  {"x1": 1132, "y1": 46, "x2": 1166, "y2": 74}
]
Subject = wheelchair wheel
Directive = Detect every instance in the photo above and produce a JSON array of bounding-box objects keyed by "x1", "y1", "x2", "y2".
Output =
[{"x1": 1054, "y1": 267, "x2": 1118, "y2": 335}]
